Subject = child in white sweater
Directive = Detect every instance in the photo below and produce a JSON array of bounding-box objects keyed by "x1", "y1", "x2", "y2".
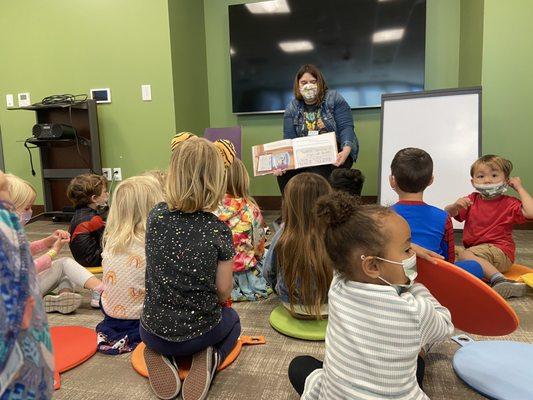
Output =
[
  {"x1": 289, "y1": 192, "x2": 453, "y2": 400},
  {"x1": 96, "y1": 175, "x2": 164, "y2": 354}
]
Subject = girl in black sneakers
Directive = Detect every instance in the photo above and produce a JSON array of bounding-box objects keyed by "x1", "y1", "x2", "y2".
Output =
[{"x1": 140, "y1": 137, "x2": 240, "y2": 400}]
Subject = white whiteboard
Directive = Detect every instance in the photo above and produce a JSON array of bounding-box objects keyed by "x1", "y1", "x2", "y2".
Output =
[{"x1": 379, "y1": 89, "x2": 481, "y2": 228}]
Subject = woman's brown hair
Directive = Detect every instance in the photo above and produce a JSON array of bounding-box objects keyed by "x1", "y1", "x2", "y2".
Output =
[
  {"x1": 276, "y1": 173, "x2": 333, "y2": 318},
  {"x1": 293, "y1": 64, "x2": 329, "y2": 105}
]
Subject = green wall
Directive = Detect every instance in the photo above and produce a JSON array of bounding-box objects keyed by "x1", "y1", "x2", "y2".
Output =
[
  {"x1": 0, "y1": 0, "x2": 176, "y2": 203},
  {"x1": 168, "y1": 0, "x2": 210, "y2": 134},
  {"x1": 3, "y1": 0, "x2": 530, "y2": 202},
  {"x1": 459, "y1": 0, "x2": 484, "y2": 87},
  {"x1": 204, "y1": 0, "x2": 462, "y2": 196},
  {"x1": 481, "y1": 0, "x2": 533, "y2": 190}
]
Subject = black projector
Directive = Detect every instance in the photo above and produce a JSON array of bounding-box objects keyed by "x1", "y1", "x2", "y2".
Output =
[{"x1": 32, "y1": 123, "x2": 76, "y2": 140}]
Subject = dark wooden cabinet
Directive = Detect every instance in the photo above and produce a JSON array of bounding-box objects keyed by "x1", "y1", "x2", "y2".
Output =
[{"x1": 13, "y1": 100, "x2": 102, "y2": 219}]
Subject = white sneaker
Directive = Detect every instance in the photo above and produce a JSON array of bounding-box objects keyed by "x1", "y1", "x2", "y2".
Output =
[
  {"x1": 492, "y1": 279, "x2": 528, "y2": 299},
  {"x1": 44, "y1": 292, "x2": 82, "y2": 314},
  {"x1": 90, "y1": 290, "x2": 101, "y2": 308}
]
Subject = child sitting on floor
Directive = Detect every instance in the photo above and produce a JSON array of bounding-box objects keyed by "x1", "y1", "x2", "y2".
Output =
[
  {"x1": 388, "y1": 148, "x2": 484, "y2": 280},
  {"x1": 214, "y1": 158, "x2": 270, "y2": 301},
  {"x1": 264, "y1": 173, "x2": 333, "y2": 319},
  {"x1": 141, "y1": 137, "x2": 240, "y2": 400},
  {"x1": 96, "y1": 175, "x2": 164, "y2": 355},
  {"x1": 289, "y1": 192, "x2": 454, "y2": 399},
  {"x1": 445, "y1": 154, "x2": 533, "y2": 298},
  {"x1": 6, "y1": 174, "x2": 104, "y2": 313},
  {"x1": 67, "y1": 173, "x2": 108, "y2": 268},
  {"x1": 0, "y1": 171, "x2": 54, "y2": 399}
]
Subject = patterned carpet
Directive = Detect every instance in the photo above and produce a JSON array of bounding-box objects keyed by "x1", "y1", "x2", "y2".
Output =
[{"x1": 24, "y1": 218, "x2": 533, "y2": 400}]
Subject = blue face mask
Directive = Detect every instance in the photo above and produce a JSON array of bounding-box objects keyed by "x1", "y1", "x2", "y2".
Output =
[{"x1": 363, "y1": 253, "x2": 417, "y2": 295}]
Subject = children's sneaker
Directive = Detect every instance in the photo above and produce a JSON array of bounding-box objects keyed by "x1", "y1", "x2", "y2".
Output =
[
  {"x1": 144, "y1": 347, "x2": 181, "y2": 400},
  {"x1": 492, "y1": 279, "x2": 528, "y2": 299},
  {"x1": 90, "y1": 290, "x2": 101, "y2": 308},
  {"x1": 181, "y1": 347, "x2": 218, "y2": 400},
  {"x1": 43, "y1": 292, "x2": 82, "y2": 314}
]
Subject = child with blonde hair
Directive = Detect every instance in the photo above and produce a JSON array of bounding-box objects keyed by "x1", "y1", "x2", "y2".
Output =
[
  {"x1": 264, "y1": 173, "x2": 333, "y2": 319},
  {"x1": 214, "y1": 158, "x2": 270, "y2": 301},
  {"x1": 5, "y1": 174, "x2": 103, "y2": 313},
  {"x1": 141, "y1": 137, "x2": 240, "y2": 400},
  {"x1": 143, "y1": 169, "x2": 167, "y2": 190},
  {"x1": 96, "y1": 175, "x2": 164, "y2": 354},
  {"x1": 289, "y1": 192, "x2": 453, "y2": 399},
  {"x1": 0, "y1": 171, "x2": 54, "y2": 399}
]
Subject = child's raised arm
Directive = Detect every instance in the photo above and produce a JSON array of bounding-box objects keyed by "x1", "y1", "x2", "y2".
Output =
[
  {"x1": 445, "y1": 197, "x2": 472, "y2": 218},
  {"x1": 216, "y1": 259, "x2": 234, "y2": 303},
  {"x1": 408, "y1": 283, "x2": 454, "y2": 347},
  {"x1": 509, "y1": 177, "x2": 533, "y2": 219}
]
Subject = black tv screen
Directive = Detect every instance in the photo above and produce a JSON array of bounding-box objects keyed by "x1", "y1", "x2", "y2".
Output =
[{"x1": 229, "y1": 0, "x2": 426, "y2": 114}]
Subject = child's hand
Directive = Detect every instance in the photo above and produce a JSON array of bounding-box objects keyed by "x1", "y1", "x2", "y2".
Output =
[
  {"x1": 272, "y1": 168, "x2": 286, "y2": 176},
  {"x1": 53, "y1": 230, "x2": 70, "y2": 240},
  {"x1": 52, "y1": 237, "x2": 69, "y2": 253},
  {"x1": 411, "y1": 243, "x2": 444, "y2": 265},
  {"x1": 508, "y1": 177, "x2": 523, "y2": 191},
  {"x1": 454, "y1": 197, "x2": 472, "y2": 210}
]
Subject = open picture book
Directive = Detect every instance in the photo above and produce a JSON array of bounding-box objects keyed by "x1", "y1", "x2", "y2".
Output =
[{"x1": 252, "y1": 132, "x2": 337, "y2": 176}]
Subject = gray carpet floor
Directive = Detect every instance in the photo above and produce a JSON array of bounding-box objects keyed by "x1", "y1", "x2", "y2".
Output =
[{"x1": 24, "y1": 216, "x2": 533, "y2": 400}]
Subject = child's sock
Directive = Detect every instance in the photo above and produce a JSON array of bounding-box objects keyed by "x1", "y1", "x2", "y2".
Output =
[{"x1": 489, "y1": 272, "x2": 505, "y2": 286}]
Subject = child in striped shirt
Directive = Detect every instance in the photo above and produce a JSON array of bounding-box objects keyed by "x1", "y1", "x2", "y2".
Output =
[{"x1": 289, "y1": 192, "x2": 453, "y2": 400}]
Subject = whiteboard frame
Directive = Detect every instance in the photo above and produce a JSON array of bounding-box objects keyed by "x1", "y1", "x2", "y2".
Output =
[{"x1": 378, "y1": 87, "x2": 482, "y2": 205}]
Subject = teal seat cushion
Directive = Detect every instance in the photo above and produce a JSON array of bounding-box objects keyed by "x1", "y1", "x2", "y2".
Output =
[{"x1": 269, "y1": 304, "x2": 327, "y2": 341}]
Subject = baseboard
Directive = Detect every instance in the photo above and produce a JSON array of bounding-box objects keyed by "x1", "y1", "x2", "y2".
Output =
[{"x1": 255, "y1": 195, "x2": 377, "y2": 210}]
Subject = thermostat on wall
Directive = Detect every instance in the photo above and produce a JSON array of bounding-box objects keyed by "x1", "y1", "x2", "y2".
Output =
[{"x1": 90, "y1": 88, "x2": 111, "y2": 104}]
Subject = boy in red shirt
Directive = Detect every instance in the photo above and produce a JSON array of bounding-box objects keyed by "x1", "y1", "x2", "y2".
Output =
[{"x1": 446, "y1": 155, "x2": 533, "y2": 298}]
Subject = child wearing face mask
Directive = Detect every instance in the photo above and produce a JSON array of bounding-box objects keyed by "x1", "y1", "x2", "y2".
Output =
[
  {"x1": 67, "y1": 173, "x2": 109, "y2": 268},
  {"x1": 5, "y1": 174, "x2": 104, "y2": 313},
  {"x1": 445, "y1": 155, "x2": 533, "y2": 298},
  {"x1": 288, "y1": 192, "x2": 454, "y2": 399},
  {"x1": 0, "y1": 171, "x2": 54, "y2": 399}
]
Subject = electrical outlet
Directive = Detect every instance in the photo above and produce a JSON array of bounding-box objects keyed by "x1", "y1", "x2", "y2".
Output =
[
  {"x1": 102, "y1": 168, "x2": 112, "y2": 181},
  {"x1": 113, "y1": 168, "x2": 122, "y2": 181}
]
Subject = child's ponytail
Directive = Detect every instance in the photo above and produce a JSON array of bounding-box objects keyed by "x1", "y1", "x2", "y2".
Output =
[{"x1": 316, "y1": 192, "x2": 393, "y2": 279}]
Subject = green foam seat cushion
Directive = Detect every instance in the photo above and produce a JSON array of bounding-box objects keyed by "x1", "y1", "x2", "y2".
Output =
[{"x1": 269, "y1": 304, "x2": 327, "y2": 341}]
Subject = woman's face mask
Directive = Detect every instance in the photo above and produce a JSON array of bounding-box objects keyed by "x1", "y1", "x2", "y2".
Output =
[
  {"x1": 474, "y1": 182, "x2": 508, "y2": 199},
  {"x1": 300, "y1": 83, "x2": 318, "y2": 102}
]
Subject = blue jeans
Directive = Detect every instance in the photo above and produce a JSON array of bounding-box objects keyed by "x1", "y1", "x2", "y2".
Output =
[{"x1": 140, "y1": 307, "x2": 241, "y2": 362}]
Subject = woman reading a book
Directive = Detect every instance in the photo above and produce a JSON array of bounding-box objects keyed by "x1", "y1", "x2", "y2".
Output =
[{"x1": 275, "y1": 64, "x2": 359, "y2": 195}]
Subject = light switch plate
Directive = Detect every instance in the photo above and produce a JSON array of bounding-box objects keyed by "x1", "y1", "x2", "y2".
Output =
[
  {"x1": 141, "y1": 84, "x2": 152, "y2": 101},
  {"x1": 6, "y1": 94, "x2": 14, "y2": 108},
  {"x1": 141, "y1": 85, "x2": 152, "y2": 101}
]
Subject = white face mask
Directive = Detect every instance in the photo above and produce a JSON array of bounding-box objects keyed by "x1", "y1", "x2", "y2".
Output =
[
  {"x1": 300, "y1": 83, "x2": 318, "y2": 102},
  {"x1": 474, "y1": 182, "x2": 508, "y2": 198},
  {"x1": 18, "y1": 209, "x2": 33, "y2": 226},
  {"x1": 363, "y1": 252, "x2": 417, "y2": 294}
]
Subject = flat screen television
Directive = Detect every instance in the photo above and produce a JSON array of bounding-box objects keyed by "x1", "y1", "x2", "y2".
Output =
[{"x1": 229, "y1": 0, "x2": 426, "y2": 114}]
